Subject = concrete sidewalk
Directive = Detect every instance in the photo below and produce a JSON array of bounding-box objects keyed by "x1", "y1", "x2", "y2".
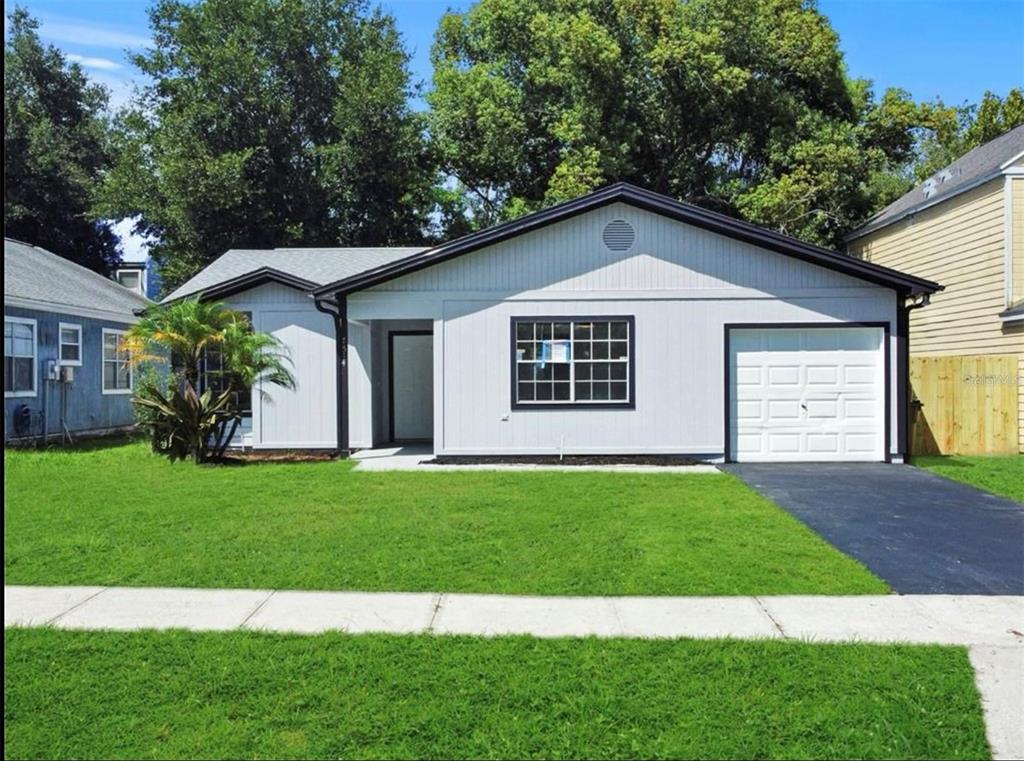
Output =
[{"x1": 6, "y1": 585, "x2": 1023, "y2": 759}]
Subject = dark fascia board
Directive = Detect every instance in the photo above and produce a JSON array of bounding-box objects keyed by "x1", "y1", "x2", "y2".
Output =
[
  {"x1": 162, "y1": 268, "x2": 319, "y2": 305},
  {"x1": 312, "y1": 183, "x2": 943, "y2": 298}
]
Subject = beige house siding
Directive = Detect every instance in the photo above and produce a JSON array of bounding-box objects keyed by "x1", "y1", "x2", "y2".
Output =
[
  {"x1": 1013, "y1": 177, "x2": 1024, "y2": 305},
  {"x1": 849, "y1": 177, "x2": 1022, "y2": 356}
]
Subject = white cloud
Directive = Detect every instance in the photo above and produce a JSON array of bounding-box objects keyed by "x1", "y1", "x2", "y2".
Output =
[
  {"x1": 66, "y1": 53, "x2": 122, "y2": 71},
  {"x1": 36, "y1": 16, "x2": 152, "y2": 51}
]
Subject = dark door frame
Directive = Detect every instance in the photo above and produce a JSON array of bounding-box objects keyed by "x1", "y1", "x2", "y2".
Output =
[
  {"x1": 387, "y1": 330, "x2": 434, "y2": 443},
  {"x1": 722, "y1": 321, "x2": 892, "y2": 463}
]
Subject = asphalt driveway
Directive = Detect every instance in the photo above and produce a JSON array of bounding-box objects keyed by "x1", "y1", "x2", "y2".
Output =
[{"x1": 725, "y1": 463, "x2": 1024, "y2": 595}]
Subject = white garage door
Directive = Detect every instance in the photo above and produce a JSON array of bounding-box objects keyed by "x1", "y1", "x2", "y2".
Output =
[{"x1": 728, "y1": 326, "x2": 886, "y2": 462}]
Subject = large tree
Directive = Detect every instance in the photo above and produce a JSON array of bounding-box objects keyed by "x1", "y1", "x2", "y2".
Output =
[
  {"x1": 911, "y1": 89, "x2": 1024, "y2": 182},
  {"x1": 4, "y1": 8, "x2": 121, "y2": 273},
  {"x1": 428, "y1": 0, "x2": 934, "y2": 248},
  {"x1": 99, "y1": 0, "x2": 435, "y2": 292}
]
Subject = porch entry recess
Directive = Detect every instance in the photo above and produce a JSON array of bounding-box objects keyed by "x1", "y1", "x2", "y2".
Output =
[{"x1": 388, "y1": 331, "x2": 433, "y2": 442}]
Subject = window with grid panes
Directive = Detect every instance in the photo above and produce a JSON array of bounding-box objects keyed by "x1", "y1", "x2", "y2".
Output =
[{"x1": 513, "y1": 317, "x2": 632, "y2": 407}]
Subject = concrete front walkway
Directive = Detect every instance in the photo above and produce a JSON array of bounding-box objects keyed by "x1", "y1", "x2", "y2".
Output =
[
  {"x1": 6, "y1": 585, "x2": 1023, "y2": 759},
  {"x1": 351, "y1": 446, "x2": 721, "y2": 473}
]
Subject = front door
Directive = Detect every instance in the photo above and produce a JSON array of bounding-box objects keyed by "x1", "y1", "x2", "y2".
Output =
[{"x1": 390, "y1": 332, "x2": 433, "y2": 441}]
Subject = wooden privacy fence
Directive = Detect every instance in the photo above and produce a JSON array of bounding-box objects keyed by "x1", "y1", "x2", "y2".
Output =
[{"x1": 910, "y1": 355, "x2": 1022, "y2": 456}]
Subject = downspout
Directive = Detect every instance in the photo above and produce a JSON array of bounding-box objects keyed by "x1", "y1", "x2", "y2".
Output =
[
  {"x1": 899, "y1": 292, "x2": 931, "y2": 462},
  {"x1": 314, "y1": 292, "x2": 349, "y2": 458}
]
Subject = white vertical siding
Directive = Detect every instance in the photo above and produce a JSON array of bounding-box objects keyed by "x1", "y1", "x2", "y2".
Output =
[
  {"x1": 349, "y1": 203, "x2": 901, "y2": 458},
  {"x1": 349, "y1": 320, "x2": 373, "y2": 448},
  {"x1": 221, "y1": 202, "x2": 902, "y2": 457},
  {"x1": 374, "y1": 202, "x2": 870, "y2": 294},
  {"x1": 437, "y1": 294, "x2": 897, "y2": 456},
  {"x1": 223, "y1": 283, "x2": 338, "y2": 449}
]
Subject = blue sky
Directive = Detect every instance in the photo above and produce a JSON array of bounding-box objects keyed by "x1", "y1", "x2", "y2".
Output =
[
  {"x1": 5, "y1": 0, "x2": 1022, "y2": 259},
  {"x1": 7, "y1": 0, "x2": 1022, "y2": 110}
]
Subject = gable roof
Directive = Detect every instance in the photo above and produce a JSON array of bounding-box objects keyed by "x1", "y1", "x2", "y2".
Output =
[
  {"x1": 847, "y1": 125, "x2": 1024, "y2": 241},
  {"x1": 4, "y1": 238, "x2": 151, "y2": 321},
  {"x1": 311, "y1": 183, "x2": 941, "y2": 298},
  {"x1": 162, "y1": 246, "x2": 428, "y2": 303}
]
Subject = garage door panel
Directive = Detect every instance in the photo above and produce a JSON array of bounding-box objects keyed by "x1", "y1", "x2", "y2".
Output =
[
  {"x1": 735, "y1": 366, "x2": 762, "y2": 385},
  {"x1": 844, "y1": 365, "x2": 878, "y2": 385},
  {"x1": 736, "y1": 399, "x2": 763, "y2": 420},
  {"x1": 844, "y1": 399, "x2": 878, "y2": 419},
  {"x1": 805, "y1": 399, "x2": 838, "y2": 418},
  {"x1": 767, "y1": 366, "x2": 801, "y2": 385},
  {"x1": 736, "y1": 433, "x2": 764, "y2": 454},
  {"x1": 729, "y1": 326, "x2": 885, "y2": 463},
  {"x1": 768, "y1": 433, "x2": 801, "y2": 453},
  {"x1": 767, "y1": 399, "x2": 801, "y2": 421},
  {"x1": 806, "y1": 365, "x2": 838, "y2": 385},
  {"x1": 807, "y1": 433, "x2": 840, "y2": 453}
]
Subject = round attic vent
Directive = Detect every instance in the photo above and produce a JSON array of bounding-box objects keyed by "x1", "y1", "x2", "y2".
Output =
[{"x1": 602, "y1": 219, "x2": 635, "y2": 251}]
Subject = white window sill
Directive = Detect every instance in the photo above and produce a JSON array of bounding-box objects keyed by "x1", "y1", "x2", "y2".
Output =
[
  {"x1": 59, "y1": 360, "x2": 83, "y2": 367},
  {"x1": 5, "y1": 390, "x2": 38, "y2": 398},
  {"x1": 101, "y1": 388, "x2": 134, "y2": 395}
]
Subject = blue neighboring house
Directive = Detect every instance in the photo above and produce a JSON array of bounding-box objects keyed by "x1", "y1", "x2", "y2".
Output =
[{"x1": 4, "y1": 238, "x2": 152, "y2": 443}]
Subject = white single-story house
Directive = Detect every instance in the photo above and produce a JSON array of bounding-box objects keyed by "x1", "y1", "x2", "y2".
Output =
[{"x1": 163, "y1": 184, "x2": 941, "y2": 462}]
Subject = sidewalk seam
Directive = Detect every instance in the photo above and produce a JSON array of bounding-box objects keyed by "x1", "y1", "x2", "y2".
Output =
[
  {"x1": 45, "y1": 587, "x2": 109, "y2": 626},
  {"x1": 426, "y1": 593, "x2": 445, "y2": 633},
  {"x1": 239, "y1": 590, "x2": 277, "y2": 629},
  {"x1": 753, "y1": 596, "x2": 788, "y2": 638}
]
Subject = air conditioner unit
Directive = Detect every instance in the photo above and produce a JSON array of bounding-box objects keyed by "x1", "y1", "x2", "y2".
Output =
[{"x1": 59, "y1": 365, "x2": 75, "y2": 383}]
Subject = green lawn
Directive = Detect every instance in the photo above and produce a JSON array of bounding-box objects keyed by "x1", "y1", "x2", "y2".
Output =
[
  {"x1": 914, "y1": 454, "x2": 1024, "y2": 503},
  {"x1": 3, "y1": 439, "x2": 884, "y2": 595},
  {"x1": 3, "y1": 628, "x2": 989, "y2": 760}
]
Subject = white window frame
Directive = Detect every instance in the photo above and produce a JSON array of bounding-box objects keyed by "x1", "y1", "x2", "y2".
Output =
[
  {"x1": 116, "y1": 268, "x2": 144, "y2": 294},
  {"x1": 4, "y1": 315, "x2": 38, "y2": 398},
  {"x1": 101, "y1": 328, "x2": 133, "y2": 395},
  {"x1": 58, "y1": 322, "x2": 83, "y2": 367}
]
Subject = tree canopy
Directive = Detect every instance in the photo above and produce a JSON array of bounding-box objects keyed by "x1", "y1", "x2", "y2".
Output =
[
  {"x1": 426, "y1": 0, "x2": 981, "y2": 247},
  {"x1": 911, "y1": 89, "x2": 1024, "y2": 181},
  {"x1": 98, "y1": 0, "x2": 435, "y2": 291},
  {"x1": 4, "y1": 7, "x2": 121, "y2": 273}
]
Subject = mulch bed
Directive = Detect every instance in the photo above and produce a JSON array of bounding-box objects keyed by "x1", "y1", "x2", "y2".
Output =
[{"x1": 215, "y1": 450, "x2": 338, "y2": 464}]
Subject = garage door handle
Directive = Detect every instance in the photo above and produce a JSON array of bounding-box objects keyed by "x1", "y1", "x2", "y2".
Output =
[{"x1": 800, "y1": 402, "x2": 807, "y2": 411}]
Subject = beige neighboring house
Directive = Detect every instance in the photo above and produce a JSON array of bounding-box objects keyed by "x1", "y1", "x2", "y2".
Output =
[{"x1": 847, "y1": 125, "x2": 1024, "y2": 455}]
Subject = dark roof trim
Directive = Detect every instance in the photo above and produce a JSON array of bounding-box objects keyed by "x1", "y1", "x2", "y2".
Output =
[
  {"x1": 165, "y1": 267, "x2": 318, "y2": 304},
  {"x1": 312, "y1": 183, "x2": 942, "y2": 298}
]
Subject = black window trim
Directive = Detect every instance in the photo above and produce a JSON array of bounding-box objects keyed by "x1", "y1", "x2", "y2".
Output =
[{"x1": 510, "y1": 315, "x2": 636, "y2": 411}]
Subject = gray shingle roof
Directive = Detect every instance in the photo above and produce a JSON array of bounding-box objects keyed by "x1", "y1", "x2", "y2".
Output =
[
  {"x1": 162, "y1": 247, "x2": 428, "y2": 302},
  {"x1": 847, "y1": 124, "x2": 1024, "y2": 240},
  {"x1": 4, "y1": 238, "x2": 151, "y2": 319}
]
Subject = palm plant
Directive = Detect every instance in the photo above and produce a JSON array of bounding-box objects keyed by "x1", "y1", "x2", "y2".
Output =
[{"x1": 127, "y1": 298, "x2": 295, "y2": 463}]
